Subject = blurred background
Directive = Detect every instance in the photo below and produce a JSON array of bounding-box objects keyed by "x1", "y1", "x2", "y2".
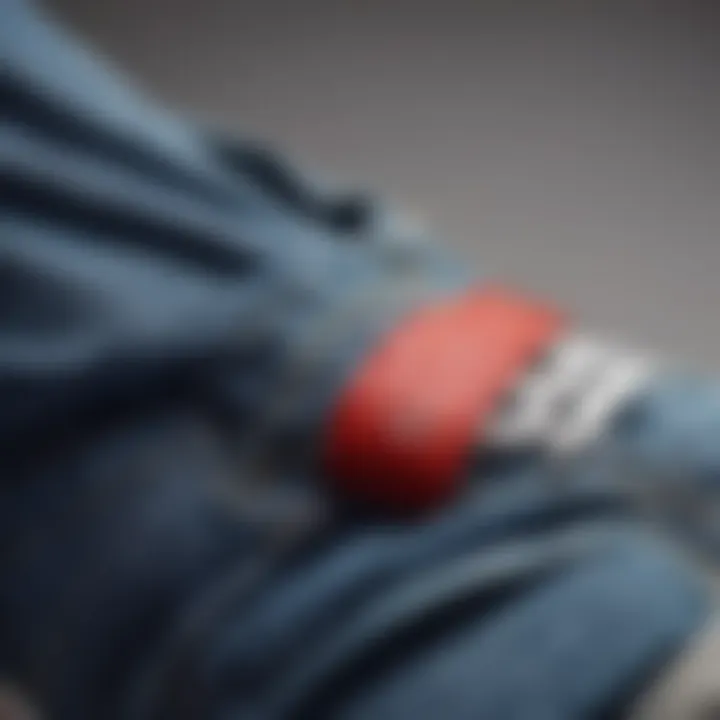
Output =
[{"x1": 48, "y1": 0, "x2": 720, "y2": 365}]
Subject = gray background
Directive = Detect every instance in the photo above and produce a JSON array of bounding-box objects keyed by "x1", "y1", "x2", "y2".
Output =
[{"x1": 49, "y1": 0, "x2": 720, "y2": 366}]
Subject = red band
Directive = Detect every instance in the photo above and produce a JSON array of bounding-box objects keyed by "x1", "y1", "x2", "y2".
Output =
[{"x1": 323, "y1": 286, "x2": 564, "y2": 512}]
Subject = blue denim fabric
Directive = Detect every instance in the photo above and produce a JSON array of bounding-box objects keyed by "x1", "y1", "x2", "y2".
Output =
[
  {"x1": 0, "y1": 2, "x2": 716, "y2": 719},
  {"x1": 0, "y1": 0, "x2": 466, "y2": 456}
]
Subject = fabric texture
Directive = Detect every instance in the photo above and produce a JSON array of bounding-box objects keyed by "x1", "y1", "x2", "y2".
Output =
[{"x1": 1, "y1": 2, "x2": 719, "y2": 719}]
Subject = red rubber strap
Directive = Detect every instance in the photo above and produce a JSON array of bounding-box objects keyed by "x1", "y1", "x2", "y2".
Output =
[{"x1": 323, "y1": 286, "x2": 565, "y2": 512}]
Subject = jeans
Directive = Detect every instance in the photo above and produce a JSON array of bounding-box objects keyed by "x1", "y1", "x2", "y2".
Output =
[{"x1": 0, "y1": 2, "x2": 716, "y2": 718}]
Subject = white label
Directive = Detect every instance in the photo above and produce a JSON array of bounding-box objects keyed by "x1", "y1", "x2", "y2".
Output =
[{"x1": 487, "y1": 333, "x2": 655, "y2": 455}]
